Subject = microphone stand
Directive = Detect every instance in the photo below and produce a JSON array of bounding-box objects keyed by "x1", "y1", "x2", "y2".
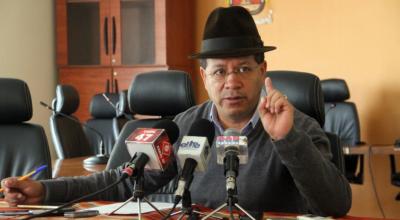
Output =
[
  {"x1": 202, "y1": 149, "x2": 255, "y2": 220},
  {"x1": 108, "y1": 167, "x2": 167, "y2": 219},
  {"x1": 39, "y1": 101, "x2": 109, "y2": 165},
  {"x1": 171, "y1": 189, "x2": 223, "y2": 220},
  {"x1": 201, "y1": 188, "x2": 255, "y2": 220}
]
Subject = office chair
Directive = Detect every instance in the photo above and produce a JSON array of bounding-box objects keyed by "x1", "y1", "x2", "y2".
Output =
[
  {"x1": 112, "y1": 90, "x2": 135, "y2": 139},
  {"x1": 50, "y1": 85, "x2": 93, "y2": 159},
  {"x1": 107, "y1": 70, "x2": 195, "y2": 202},
  {"x1": 321, "y1": 79, "x2": 364, "y2": 184},
  {"x1": 268, "y1": 71, "x2": 345, "y2": 173},
  {"x1": 85, "y1": 92, "x2": 129, "y2": 155},
  {"x1": 0, "y1": 78, "x2": 52, "y2": 181},
  {"x1": 390, "y1": 139, "x2": 400, "y2": 200}
]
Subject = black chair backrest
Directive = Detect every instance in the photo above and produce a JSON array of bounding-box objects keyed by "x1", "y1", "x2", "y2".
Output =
[
  {"x1": 107, "y1": 70, "x2": 195, "y2": 202},
  {"x1": 0, "y1": 78, "x2": 52, "y2": 180},
  {"x1": 50, "y1": 85, "x2": 93, "y2": 159},
  {"x1": 321, "y1": 79, "x2": 361, "y2": 146},
  {"x1": 85, "y1": 92, "x2": 128, "y2": 155},
  {"x1": 268, "y1": 71, "x2": 345, "y2": 173}
]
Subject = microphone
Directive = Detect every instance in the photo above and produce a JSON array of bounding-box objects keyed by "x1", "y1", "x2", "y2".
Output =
[
  {"x1": 216, "y1": 129, "x2": 248, "y2": 194},
  {"x1": 174, "y1": 119, "x2": 215, "y2": 200},
  {"x1": 101, "y1": 93, "x2": 133, "y2": 119},
  {"x1": 39, "y1": 101, "x2": 109, "y2": 165},
  {"x1": 121, "y1": 152, "x2": 150, "y2": 178},
  {"x1": 125, "y1": 119, "x2": 179, "y2": 171}
]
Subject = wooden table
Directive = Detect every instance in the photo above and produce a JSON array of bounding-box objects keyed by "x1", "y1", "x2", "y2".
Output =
[
  {"x1": 342, "y1": 145, "x2": 370, "y2": 155},
  {"x1": 1, "y1": 199, "x2": 395, "y2": 220},
  {"x1": 371, "y1": 145, "x2": 400, "y2": 155},
  {"x1": 52, "y1": 157, "x2": 106, "y2": 178}
]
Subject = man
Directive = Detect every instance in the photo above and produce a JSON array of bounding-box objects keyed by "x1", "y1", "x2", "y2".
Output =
[{"x1": 1, "y1": 6, "x2": 351, "y2": 217}]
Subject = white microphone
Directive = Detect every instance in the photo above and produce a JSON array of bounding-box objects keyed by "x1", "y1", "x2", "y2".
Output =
[
  {"x1": 216, "y1": 129, "x2": 248, "y2": 193},
  {"x1": 125, "y1": 119, "x2": 179, "y2": 171},
  {"x1": 174, "y1": 119, "x2": 215, "y2": 200}
]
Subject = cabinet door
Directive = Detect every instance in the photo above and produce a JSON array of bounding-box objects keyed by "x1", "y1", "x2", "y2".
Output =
[
  {"x1": 57, "y1": 0, "x2": 111, "y2": 66},
  {"x1": 110, "y1": 0, "x2": 158, "y2": 66},
  {"x1": 112, "y1": 66, "x2": 167, "y2": 91},
  {"x1": 59, "y1": 67, "x2": 112, "y2": 120}
]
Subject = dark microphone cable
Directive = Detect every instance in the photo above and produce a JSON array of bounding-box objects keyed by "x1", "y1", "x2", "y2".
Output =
[
  {"x1": 39, "y1": 101, "x2": 109, "y2": 164},
  {"x1": 22, "y1": 155, "x2": 143, "y2": 220}
]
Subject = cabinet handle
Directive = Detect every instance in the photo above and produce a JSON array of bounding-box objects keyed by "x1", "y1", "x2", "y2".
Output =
[
  {"x1": 104, "y1": 17, "x2": 109, "y2": 55},
  {"x1": 112, "y1": 16, "x2": 116, "y2": 54}
]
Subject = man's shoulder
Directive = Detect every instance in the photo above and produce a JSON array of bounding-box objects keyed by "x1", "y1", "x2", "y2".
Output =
[
  {"x1": 293, "y1": 108, "x2": 322, "y2": 129},
  {"x1": 173, "y1": 100, "x2": 212, "y2": 133}
]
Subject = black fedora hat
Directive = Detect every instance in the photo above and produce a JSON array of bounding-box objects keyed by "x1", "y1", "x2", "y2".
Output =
[{"x1": 190, "y1": 6, "x2": 276, "y2": 59}]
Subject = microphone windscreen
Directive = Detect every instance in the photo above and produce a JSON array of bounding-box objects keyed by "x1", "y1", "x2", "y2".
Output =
[
  {"x1": 154, "y1": 119, "x2": 180, "y2": 144},
  {"x1": 187, "y1": 119, "x2": 215, "y2": 145},
  {"x1": 223, "y1": 128, "x2": 240, "y2": 136}
]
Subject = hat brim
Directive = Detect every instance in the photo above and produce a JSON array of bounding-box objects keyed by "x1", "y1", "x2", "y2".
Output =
[{"x1": 189, "y1": 46, "x2": 276, "y2": 59}]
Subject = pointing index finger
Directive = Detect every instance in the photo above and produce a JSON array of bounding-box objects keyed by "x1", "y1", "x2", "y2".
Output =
[{"x1": 265, "y1": 77, "x2": 274, "y2": 93}]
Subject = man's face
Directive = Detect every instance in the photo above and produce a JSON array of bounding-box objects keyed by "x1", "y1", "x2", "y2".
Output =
[{"x1": 200, "y1": 55, "x2": 266, "y2": 123}]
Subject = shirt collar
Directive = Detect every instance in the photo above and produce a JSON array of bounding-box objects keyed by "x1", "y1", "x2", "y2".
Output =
[{"x1": 209, "y1": 90, "x2": 265, "y2": 135}]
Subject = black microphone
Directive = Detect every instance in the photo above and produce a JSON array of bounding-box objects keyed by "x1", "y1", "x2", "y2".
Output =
[
  {"x1": 216, "y1": 128, "x2": 249, "y2": 195},
  {"x1": 39, "y1": 101, "x2": 109, "y2": 165},
  {"x1": 160, "y1": 119, "x2": 215, "y2": 220},
  {"x1": 125, "y1": 119, "x2": 180, "y2": 171},
  {"x1": 174, "y1": 119, "x2": 215, "y2": 201},
  {"x1": 102, "y1": 93, "x2": 133, "y2": 119},
  {"x1": 121, "y1": 152, "x2": 149, "y2": 178}
]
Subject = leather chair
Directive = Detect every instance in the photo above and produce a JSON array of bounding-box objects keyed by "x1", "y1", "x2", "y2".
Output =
[
  {"x1": 107, "y1": 70, "x2": 195, "y2": 202},
  {"x1": 0, "y1": 78, "x2": 52, "y2": 181},
  {"x1": 321, "y1": 79, "x2": 364, "y2": 184},
  {"x1": 85, "y1": 93, "x2": 129, "y2": 155},
  {"x1": 268, "y1": 71, "x2": 345, "y2": 173},
  {"x1": 390, "y1": 139, "x2": 400, "y2": 200},
  {"x1": 50, "y1": 85, "x2": 93, "y2": 159},
  {"x1": 112, "y1": 90, "x2": 135, "y2": 140}
]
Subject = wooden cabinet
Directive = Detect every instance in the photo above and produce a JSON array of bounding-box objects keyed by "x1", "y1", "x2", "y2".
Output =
[{"x1": 56, "y1": 0, "x2": 194, "y2": 120}]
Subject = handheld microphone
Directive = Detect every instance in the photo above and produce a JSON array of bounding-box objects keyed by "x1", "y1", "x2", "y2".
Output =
[
  {"x1": 174, "y1": 119, "x2": 215, "y2": 199},
  {"x1": 39, "y1": 101, "x2": 109, "y2": 165},
  {"x1": 125, "y1": 119, "x2": 179, "y2": 171},
  {"x1": 216, "y1": 129, "x2": 248, "y2": 194}
]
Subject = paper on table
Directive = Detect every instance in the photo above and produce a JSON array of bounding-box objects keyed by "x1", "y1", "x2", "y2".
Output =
[{"x1": 84, "y1": 202, "x2": 181, "y2": 215}]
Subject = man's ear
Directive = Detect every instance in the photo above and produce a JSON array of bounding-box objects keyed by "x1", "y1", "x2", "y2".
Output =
[
  {"x1": 199, "y1": 67, "x2": 207, "y2": 86},
  {"x1": 261, "y1": 61, "x2": 267, "y2": 76}
]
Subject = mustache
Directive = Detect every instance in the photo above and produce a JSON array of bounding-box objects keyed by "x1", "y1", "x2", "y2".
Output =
[{"x1": 221, "y1": 92, "x2": 246, "y2": 99}]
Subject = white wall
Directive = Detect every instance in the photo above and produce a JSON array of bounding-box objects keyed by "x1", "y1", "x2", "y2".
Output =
[{"x1": 0, "y1": 0, "x2": 56, "y2": 158}]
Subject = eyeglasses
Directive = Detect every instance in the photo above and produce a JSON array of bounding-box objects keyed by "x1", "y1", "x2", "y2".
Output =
[{"x1": 205, "y1": 64, "x2": 261, "y2": 81}]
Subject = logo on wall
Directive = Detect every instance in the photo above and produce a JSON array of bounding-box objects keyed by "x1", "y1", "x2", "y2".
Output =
[
  {"x1": 228, "y1": 0, "x2": 272, "y2": 24},
  {"x1": 228, "y1": 0, "x2": 265, "y2": 15}
]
